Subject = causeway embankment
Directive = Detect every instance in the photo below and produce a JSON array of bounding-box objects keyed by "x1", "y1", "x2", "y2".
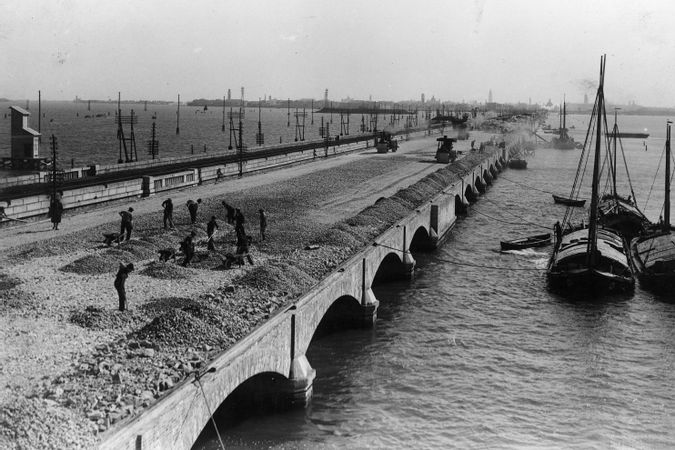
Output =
[{"x1": 0, "y1": 127, "x2": 510, "y2": 449}]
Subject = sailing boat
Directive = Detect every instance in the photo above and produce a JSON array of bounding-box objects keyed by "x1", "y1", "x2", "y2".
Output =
[
  {"x1": 630, "y1": 121, "x2": 675, "y2": 291},
  {"x1": 597, "y1": 110, "x2": 650, "y2": 239},
  {"x1": 547, "y1": 56, "x2": 634, "y2": 293},
  {"x1": 552, "y1": 98, "x2": 576, "y2": 149}
]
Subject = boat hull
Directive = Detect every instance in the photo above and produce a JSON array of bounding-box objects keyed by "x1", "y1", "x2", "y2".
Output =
[
  {"x1": 508, "y1": 159, "x2": 527, "y2": 169},
  {"x1": 500, "y1": 233, "x2": 551, "y2": 251},
  {"x1": 630, "y1": 232, "x2": 675, "y2": 293},
  {"x1": 552, "y1": 194, "x2": 586, "y2": 207},
  {"x1": 547, "y1": 268, "x2": 634, "y2": 293}
]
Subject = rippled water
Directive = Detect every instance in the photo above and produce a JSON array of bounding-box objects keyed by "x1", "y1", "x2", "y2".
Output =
[{"x1": 195, "y1": 114, "x2": 675, "y2": 449}]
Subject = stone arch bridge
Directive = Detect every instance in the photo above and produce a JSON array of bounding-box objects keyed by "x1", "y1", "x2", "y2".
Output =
[{"x1": 101, "y1": 150, "x2": 506, "y2": 450}]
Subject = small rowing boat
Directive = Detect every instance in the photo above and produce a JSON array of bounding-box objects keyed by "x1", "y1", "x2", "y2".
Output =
[
  {"x1": 552, "y1": 194, "x2": 586, "y2": 207},
  {"x1": 500, "y1": 233, "x2": 551, "y2": 251}
]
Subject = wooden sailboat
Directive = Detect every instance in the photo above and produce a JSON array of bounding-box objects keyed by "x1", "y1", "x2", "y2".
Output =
[
  {"x1": 630, "y1": 121, "x2": 675, "y2": 291},
  {"x1": 547, "y1": 56, "x2": 634, "y2": 294},
  {"x1": 552, "y1": 98, "x2": 576, "y2": 149},
  {"x1": 597, "y1": 110, "x2": 650, "y2": 239}
]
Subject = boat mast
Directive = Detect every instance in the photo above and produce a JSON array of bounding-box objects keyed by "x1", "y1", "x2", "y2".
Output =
[
  {"x1": 612, "y1": 108, "x2": 619, "y2": 196},
  {"x1": 562, "y1": 96, "x2": 566, "y2": 137},
  {"x1": 587, "y1": 55, "x2": 606, "y2": 268},
  {"x1": 665, "y1": 120, "x2": 671, "y2": 230}
]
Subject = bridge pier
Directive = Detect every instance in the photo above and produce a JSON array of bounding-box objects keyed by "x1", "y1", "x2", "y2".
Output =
[
  {"x1": 475, "y1": 177, "x2": 486, "y2": 194},
  {"x1": 283, "y1": 354, "x2": 316, "y2": 408},
  {"x1": 358, "y1": 293, "x2": 380, "y2": 327},
  {"x1": 401, "y1": 226, "x2": 416, "y2": 279}
]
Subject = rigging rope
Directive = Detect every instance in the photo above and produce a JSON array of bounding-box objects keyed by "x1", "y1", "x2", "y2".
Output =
[
  {"x1": 479, "y1": 198, "x2": 551, "y2": 230},
  {"x1": 643, "y1": 141, "x2": 666, "y2": 211},
  {"x1": 435, "y1": 256, "x2": 548, "y2": 271},
  {"x1": 496, "y1": 175, "x2": 556, "y2": 194},
  {"x1": 473, "y1": 209, "x2": 549, "y2": 229}
]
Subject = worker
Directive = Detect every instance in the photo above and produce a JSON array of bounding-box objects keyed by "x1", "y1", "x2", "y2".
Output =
[
  {"x1": 49, "y1": 196, "x2": 64, "y2": 230},
  {"x1": 162, "y1": 198, "x2": 174, "y2": 229},
  {"x1": 206, "y1": 216, "x2": 219, "y2": 250},
  {"x1": 259, "y1": 209, "x2": 267, "y2": 241},
  {"x1": 222, "y1": 201, "x2": 235, "y2": 224},
  {"x1": 186, "y1": 199, "x2": 202, "y2": 224},
  {"x1": 180, "y1": 231, "x2": 196, "y2": 266},
  {"x1": 234, "y1": 208, "x2": 245, "y2": 236},
  {"x1": 236, "y1": 228, "x2": 254, "y2": 265},
  {"x1": 114, "y1": 263, "x2": 134, "y2": 311},
  {"x1": 119, "y1": 207, "x2": 134, "y2": 241}
]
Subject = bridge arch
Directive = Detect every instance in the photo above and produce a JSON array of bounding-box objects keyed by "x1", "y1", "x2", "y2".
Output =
[
  {"x1": 372, "y1": 251, "x2": 405, "y2": 284},
  {"x1": 310, "y1": 294, "x2": 364, "y2": 341},
  {"x1": 475, "y1": 175, "x2": 486, "y2": 194},
  {"x1": 490, "y1": 164, "x2": 498, "y2": 179},
  {"x1": 483, "y1": 168, "x2": 493, "y2": 185},
  {"x1": 455, "y1": 194, "x2": 468, "y2": 215},
  {"x1": 465, "y1": 183, "x2": 478, "y2": 203},
  {"x1": 409, "y1": 225, "x2": 433, "y2": 252}
]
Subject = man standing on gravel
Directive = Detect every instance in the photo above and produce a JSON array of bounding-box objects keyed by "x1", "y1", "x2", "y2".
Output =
[
  {"x1": 162, "y1": 198, "x2": 174, "y2": 229},
  {"x1": 114, "y1": 263, "x2": 134, "y2": 311},
  {"x1": 222, "y1": 201, "x2": 235, "y2": 224},
  {"x1": 206, "y1": 216, "x2": 219, "y2": 250},
  {"x1": 186, "y1": 198, "x2": 202, "y2": 224},
  {"x1": 259, "y1": 209, "x2": 267, "y2": 241},
  {"x1": 119, "y1": 207, "x2": 134, "y2": 241},
  {"x1": 180, "y1": 231, "x2": 196, "y2": 266},
  {"x1": 234, "y1": 208, "x2": 245, "y2": 236}
]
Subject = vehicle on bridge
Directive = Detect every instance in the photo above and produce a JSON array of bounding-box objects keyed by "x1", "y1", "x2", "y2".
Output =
[
  {"x1": 375, "y1": 131, "x2": 398, "y2": 153},
  {"x1": 435, "y1": 135, "x2": 457, "y2": 163}
]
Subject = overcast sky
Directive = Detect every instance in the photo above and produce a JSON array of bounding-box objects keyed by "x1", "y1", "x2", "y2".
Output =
[{"x1": 2, "y1": 0, "x2": 675, "y2": 106}]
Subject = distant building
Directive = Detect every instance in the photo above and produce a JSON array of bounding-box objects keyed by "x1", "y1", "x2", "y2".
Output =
[
  {"x1": 488, "y1": 89, "x2": 493, "y2": 103},
  {"x1": 10, "y1": 106, "x2": 40, "y2": 159},
  {"x1": 584, "y1": 93, "x2": 588, "y2": 104},
  {"x1": 421, "y1": 93, "x2": 425, "y2": 104}
]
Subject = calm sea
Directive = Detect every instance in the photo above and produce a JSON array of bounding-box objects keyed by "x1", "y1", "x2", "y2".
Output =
[
  {"x1": 0, "y1": 100, "x2": 407, "y2": 175},
  {"x1": 197, "y1": 113, "x2": 675, "y2": 449}
]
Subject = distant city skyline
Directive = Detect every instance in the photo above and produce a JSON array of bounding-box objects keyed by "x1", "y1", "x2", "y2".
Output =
[{"x1": 3, "y1": 1, "x2": 675, "y2": 107}]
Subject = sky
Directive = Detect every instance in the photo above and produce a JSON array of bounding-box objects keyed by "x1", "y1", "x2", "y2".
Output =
[{"x1": 2, "y1": 0, "x2": 675, "y2": 106}]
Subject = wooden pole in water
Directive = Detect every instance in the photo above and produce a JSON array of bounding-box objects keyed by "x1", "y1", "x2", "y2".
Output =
[
  {"x1": 222, "y1": 96, "x2": 226, "y2": 132},
  {"x1": 38, "y1": 90, "x2": 41, "y2": 143},
  {"x1": 176, "y1": 94, "x2": 180, "y2": 135}
]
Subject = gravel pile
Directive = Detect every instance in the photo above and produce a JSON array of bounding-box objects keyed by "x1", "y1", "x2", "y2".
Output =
[
  {"x1": 235, "y1": 261, "x2": 317, "y2": 295},
  {"x1": 133, "y1": 309, "x2": 230, "y2": 347},
  {"x1": 139, "y1": 260, "x2": 192, "y2": 279},
  {"x1": 0, "y1": 272, "x2": 21, "y2": 290},
  {"x1": 60, "y1": 253, "x2": 122, "y2": 275},
  {"x1": 0, "y1": 396, "x2": 97, "y2": 450},
  {"x1": 309, "y1": 228, "x2": 362, "y2": 248},
  {"x1": 69, "y1": 305, "x2": 148, "y2": 331},
  {"x1": 111, "y1": 239, "x2": 158, "y2": 260}
]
